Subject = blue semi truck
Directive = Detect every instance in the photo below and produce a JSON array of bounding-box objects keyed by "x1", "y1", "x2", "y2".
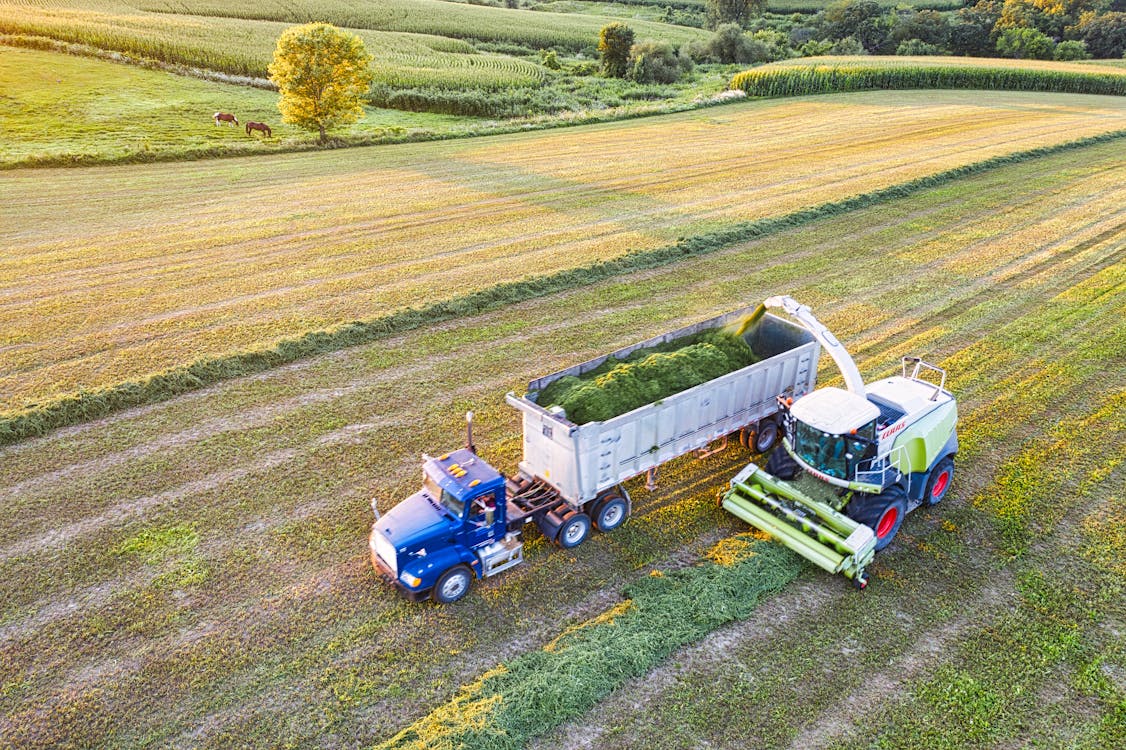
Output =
[{"x1": 369, "y1": 306, "x2": 820, "y2": 603}]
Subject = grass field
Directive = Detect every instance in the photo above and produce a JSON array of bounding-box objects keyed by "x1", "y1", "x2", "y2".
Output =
[
  {"x1": 0, "y1": 1, "x2": 549, "y2": 87},
  {"x1": 0, "y1": 0, "x2": 704, "y2": 84},
  {"x1": 0, "y1": 46, "x2": 485, "y2": 166},
  {"x1": 3, "y1": 89, "x2": 1124, "y2": 417},
  {"x1": 0, "y1": 137, "x2": 1121, "y2": 748}
]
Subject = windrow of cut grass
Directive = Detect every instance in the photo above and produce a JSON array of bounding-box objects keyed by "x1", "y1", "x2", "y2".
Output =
[
  {"x1": 0, "y1": 0, "x2": 544, "y2": 89},
  {"x1": 3, "y1": 90, "x2": 1124, "y2": 432},
  {"x1": 1, "y1": 135, "x2": 1119, "y2": 748},
  {"x1": 732, "y1": 56, "x2": 1126, "y2": 98}
]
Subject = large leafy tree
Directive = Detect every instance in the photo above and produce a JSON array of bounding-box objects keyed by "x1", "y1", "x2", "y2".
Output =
[
  {"x1": 269, "y1": 23, "x2": 373, "y2": 144},
  {"x1": 598, "y1": 22, "x2": 635, "y2": 78},
  {"x1": 705, "y1": 0, "x2": 767, "y2": 28}
]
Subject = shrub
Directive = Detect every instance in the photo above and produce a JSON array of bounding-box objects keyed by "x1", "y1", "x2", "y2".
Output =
[
  {"x1": 830, "y1": 36, "x2": 868, "y2": 55},
  {"x1": 598, "y1": 22, "x2": 635, "y2": 78},
  {"x1": 897, "y1": 38, "x2": 942, "y2": 56},
  {"x1": 707, "y1": 23, "x2": 755, "y2": 63},
  {"x1": 540, "y1": 49, "x2": 561, "y2": 70},
  {"x1": 800, "y1": 39, "x2": 835, "y2": 56},
  {"x1": 706, "y1": 0, "x2": 767, "y2": 30},
  {"x1": 628, "y1": 41, "x2": 688, "y2": 84},
  {"x1": 1053, "y1": 40, "x2": 1090, "y2": 61},
  {"x1": 996, "y1": 27, "x2": 1056, "y2": 60}
]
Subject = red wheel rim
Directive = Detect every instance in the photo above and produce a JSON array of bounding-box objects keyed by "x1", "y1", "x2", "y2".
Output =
[
  {"x1": 932, "y1": 470, "x2": 950, "y2": 498},
  {"x1": 876, "y1": 506, "x2": 899, "y2": 538}
]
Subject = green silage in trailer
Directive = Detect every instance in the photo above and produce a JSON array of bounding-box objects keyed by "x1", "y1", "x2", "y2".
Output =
[{"x1": 538, "y1": 330, "x2": 758, "y2": 425}]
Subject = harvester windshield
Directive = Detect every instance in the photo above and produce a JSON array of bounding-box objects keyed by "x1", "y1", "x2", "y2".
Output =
[{"x1": 790, "y1": 418, "x2": 876, "y2": 480}]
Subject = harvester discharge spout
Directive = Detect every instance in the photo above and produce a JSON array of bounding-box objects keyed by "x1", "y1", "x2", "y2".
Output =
[{"x1": 721, "y1": 464, "x2": 875, "y2": 587}]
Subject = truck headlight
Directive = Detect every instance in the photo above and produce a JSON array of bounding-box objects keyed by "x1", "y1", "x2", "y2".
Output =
[{"x1": 399, "y1": 572, "x2": 422, "y2": 588}]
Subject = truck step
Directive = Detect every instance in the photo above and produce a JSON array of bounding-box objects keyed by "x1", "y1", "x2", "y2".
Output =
[{"x1": 479, "y1": 534, "x2": 524, "y2": 577}]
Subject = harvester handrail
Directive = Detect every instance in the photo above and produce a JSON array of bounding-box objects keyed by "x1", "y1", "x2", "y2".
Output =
[{"x1": 901, "y1": 357, "x2": 948, "y2": 400}]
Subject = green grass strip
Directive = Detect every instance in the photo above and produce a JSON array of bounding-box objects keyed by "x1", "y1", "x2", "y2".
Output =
[
  {"x1": 377, "y1": 541, "x2": 803, "y2": 750},
  {"x1": 731, "y1": 64, "x2": 1126, "y2": 98},
  {"x1": 3, "y1": 127, "x2": 1125, "y2": 446}
]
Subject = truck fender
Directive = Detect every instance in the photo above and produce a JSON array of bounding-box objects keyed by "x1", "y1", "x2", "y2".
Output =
[{"x1": 401, "y1": 544, "x2": 481, "y2": 590}]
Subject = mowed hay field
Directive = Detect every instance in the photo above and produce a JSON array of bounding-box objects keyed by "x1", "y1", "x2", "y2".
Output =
[
  {"x1": 0, "y1": 139, "x2": 1122, "y2": 748},
  {"x1": 4, "y1": 89, "x2": 1126, "y2": 413}
]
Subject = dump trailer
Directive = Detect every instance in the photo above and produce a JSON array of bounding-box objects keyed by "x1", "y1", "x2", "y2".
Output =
[
  {"x1": 369, "y1": 306, "x2": 820, "y2": 603},
  {"x1": 720, "y1": 296, "x2": 958, "y2": 588}
]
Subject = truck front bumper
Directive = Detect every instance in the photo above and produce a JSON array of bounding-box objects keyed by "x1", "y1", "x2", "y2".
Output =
[{"x1": 370, "y1": 547, "x2": 431, "y2": 603}]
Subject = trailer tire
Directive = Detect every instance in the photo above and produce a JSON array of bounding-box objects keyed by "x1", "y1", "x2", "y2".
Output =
[
  {"x1": 558, "y1": 513, "x2": 591, "y2": 548},
  {"x1": 924, "y1": 457, "x2": 954, "y2": 506},
  {"x1": 753, "y1": 419, "x2": 779, "y2": 454},
  {"x1": 848, "y1": 485, "x2": 907, "y2": 551},
  {"x1": 433, "y1": 565, "x2": 472, "y2": 604},
  {"x1": 593, "y1": 496, "x2": 628, "y2": 532},
  {"x1": 766, "y1": 445, "x2": 800, "y2": 480}
]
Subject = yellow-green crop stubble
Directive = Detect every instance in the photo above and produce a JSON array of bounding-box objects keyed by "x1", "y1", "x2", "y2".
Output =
[
  {"x1": 3, "y1": 90, "x2": 1126, "y2": 414},
  {"x1": 0, "y1": 137, "x2": 1120, "y2": 749}
]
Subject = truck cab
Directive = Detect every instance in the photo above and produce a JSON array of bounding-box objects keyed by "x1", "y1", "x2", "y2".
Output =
[{"x1": 370, "y1": 448, "x2": 521, "y2": 602}]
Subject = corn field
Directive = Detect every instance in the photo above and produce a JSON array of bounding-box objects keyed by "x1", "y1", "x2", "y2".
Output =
[{"x1": 732, "y1": 63, "x2": 1126, "y2": 99}]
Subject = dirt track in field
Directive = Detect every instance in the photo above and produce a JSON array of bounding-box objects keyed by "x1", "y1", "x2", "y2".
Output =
[{"x1": 3, "y1": 90, "x2": 1125, "y2": 412}]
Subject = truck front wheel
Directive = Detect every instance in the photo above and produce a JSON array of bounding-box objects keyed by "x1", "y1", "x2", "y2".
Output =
[
  {"x1": 558, "y1": 513, "x2": 591, "y2": 548},
  {"x1": 848, "y1": 485, "x2": 907, "y2": 551},
  {"x1": 433, "y1": 565, "x2": 472, "y2": 604}
]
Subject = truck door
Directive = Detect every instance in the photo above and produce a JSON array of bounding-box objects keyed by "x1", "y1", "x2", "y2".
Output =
[{"x1": 459, "y1": 491, "x2": 499, "y2": 550}]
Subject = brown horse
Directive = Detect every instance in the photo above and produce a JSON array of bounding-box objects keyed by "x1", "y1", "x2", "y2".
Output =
[
  {"x1": 246, "y1": 121, "x2": 272, "y2": 138},
  {"x1": 213, "y1": 112, "x2": 238, "y2": 127}
]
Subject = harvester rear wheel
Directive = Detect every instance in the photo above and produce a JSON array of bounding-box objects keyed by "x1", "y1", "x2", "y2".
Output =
[
  {"x1": 925, "y1": 457, "x2": 954, "y2": 506},
  {"x1": 848, "y1": 485, "x2": 907, "y2": 551},
  {"x1": 766, "y1": 445, "x2": 800, "y2": 480}
]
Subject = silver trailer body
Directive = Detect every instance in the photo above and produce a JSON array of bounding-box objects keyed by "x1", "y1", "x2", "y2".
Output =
[{"x1": 504, "y1": 308, "x2": 820, "y2": 506}]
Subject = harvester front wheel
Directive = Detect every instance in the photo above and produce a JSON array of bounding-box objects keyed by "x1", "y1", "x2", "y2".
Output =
[
  {"x1": 848, "y1": 485, "x2": 907, "y2": 551},
  {"x1": 766, "y1": 445, "x2": 800, "y2": 480},
  {"x1": 925, "y1": 457, "x2": 954, "y2": 506}
]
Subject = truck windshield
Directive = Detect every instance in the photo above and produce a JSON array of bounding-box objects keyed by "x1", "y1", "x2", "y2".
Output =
[
  {"x1": 791, "y1": 419, "x2": 875, "y2": 480},
  {"x1": 423, "y1": 471, "x2": 463, "y2": 517}
]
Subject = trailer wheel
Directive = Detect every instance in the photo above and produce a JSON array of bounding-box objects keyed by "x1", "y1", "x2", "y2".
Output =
[
  {"x1": 848, "y1": 485, "x2": 907, "y2": 551},
  {"x1": 594, "y1": 497, "x2": 628, "y2": 532},
  {"x1": 433, "y1": 565, "x2": 472, "y2": 604},
  {"x1": 558, "y1": 513, "x2": 591, "y2": 548},
  {"x1": 925, "y1": 457, "x2": 955, "y2": 506},
  {"x1": 753, "y1": 419, "x2": 779, "y2": 454},
  {"x1": 766, "y1": 445, "x2": 800, "y2": 480}
]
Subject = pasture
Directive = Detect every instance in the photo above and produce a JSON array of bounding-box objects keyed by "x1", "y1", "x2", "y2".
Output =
[
  {"x1": 1, "y1": 136, "x2": 1121, "y2": 748},
  {"x1": 3, "y1": 89, "x2": 1125, "y2": 418},
  {"x1": 0, "y1": 46, "x2": 482, "y2": 167}
]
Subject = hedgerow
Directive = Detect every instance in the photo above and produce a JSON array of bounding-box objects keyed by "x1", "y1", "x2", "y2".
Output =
[{"x1": 1, "y1": 128, "x2": 1123, "y2": 445}]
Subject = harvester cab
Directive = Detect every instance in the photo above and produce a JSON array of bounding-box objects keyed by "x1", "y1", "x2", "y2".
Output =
[{"x1": 722, "y1": 296, "x2": 958, "y2": 588}]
